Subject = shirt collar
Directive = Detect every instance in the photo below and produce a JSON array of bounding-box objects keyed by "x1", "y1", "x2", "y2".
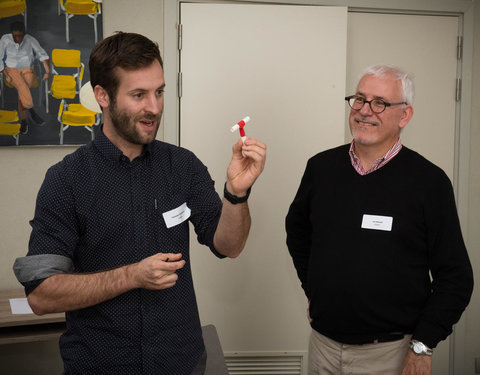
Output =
[
  {"x1": 7, "y1": 33, "x2": 24, "y2": 47},
  {"x1": 349, "y1": 138, "x2": 402, "y2": 175},
  {"x1": 93, "y1": 125, "x2": 152, "y2": 163}
]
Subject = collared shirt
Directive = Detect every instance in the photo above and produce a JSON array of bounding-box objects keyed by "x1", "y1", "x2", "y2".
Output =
[
  {"x1": 14, "y1": 128, "x2": 223, "y2": 374},
  {"x1": 349, "y1": 138, "x2": 402, "y2": 175},
  {"x1": 0, "y1": 33, "x2": 49, "y2": 71}
]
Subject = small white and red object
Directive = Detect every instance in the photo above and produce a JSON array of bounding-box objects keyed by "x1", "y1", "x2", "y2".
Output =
[{"x1": 230, "y1": 116, "x2": 251, "y2": 143}]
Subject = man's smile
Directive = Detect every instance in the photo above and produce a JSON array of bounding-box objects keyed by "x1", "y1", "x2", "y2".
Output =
[{"x1": 355, "y1": 118, "x2": 378, "y2": 127}]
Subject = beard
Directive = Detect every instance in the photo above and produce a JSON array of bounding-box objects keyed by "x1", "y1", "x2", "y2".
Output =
[{"x1": 109, "y1": 99, "x2": 161, "y2": 145}]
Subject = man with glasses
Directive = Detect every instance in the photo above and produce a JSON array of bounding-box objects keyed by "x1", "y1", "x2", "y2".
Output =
[{"x1": 286, "y1": 65, "x2": 473, "y2": 375}]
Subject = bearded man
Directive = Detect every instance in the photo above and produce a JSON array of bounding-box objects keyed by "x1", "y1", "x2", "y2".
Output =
[{"x1": 13, "y1": 32, "x2": 266, "y2": 375}]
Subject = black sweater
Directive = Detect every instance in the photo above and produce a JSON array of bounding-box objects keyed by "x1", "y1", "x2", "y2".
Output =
[{"x1": 286, "y1": 144, "x2": 473, "y2": 348}]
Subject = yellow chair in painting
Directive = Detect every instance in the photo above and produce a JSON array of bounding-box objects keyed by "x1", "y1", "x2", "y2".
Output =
[
  {"x1": 57, "y1": 99, "x2": 100, "y2": 144},
  {"x1": 46, "y1": 49, "x2": 84, "y2": 113},
  {"x1": 0, "y1": 0, "x2": 27, "y2": 29},
  {"x1": 59, "y1": 0, "x2": 101, "y2": 43},
  {"x1": 0, "y1": 110, "x2": 21, "y2": 146}
]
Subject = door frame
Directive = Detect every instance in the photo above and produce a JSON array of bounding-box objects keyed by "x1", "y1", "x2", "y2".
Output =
[{"x1": 163, "y1": 1, "x2": 475, "y2": 374}]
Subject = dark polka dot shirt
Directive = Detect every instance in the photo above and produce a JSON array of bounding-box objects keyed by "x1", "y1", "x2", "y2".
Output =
[{"x1": 24, "y1": 127, "x2": 223, "y2": 374}]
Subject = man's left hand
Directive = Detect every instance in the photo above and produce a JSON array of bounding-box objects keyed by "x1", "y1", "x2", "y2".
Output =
[
  {"x1": 401, "y1": 350, "x2": 432, "y2": 375},
  {"x1": 42, "y1": 72, "x2": 50, "y2": 81},
  {"x1": 226, "y1": 137, "x2": 266, "y2": 195}
]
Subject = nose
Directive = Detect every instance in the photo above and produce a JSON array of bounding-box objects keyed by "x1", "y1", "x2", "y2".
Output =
[
  {"x1": 144, "y1": 93, "x2": 163, "y2": 115},
  {"x1": 358, "y1": 100, "x2": 373, "y2": 115}
]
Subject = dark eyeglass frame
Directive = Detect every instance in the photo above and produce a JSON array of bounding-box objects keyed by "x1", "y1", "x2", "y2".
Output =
[{"x1": 345, "y1": 95, "x2": 407, "y2": 114}]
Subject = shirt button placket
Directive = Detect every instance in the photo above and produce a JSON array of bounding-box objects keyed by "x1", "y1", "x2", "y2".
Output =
[{"x1": 131, "y1": 163, "x2": 146, "y2": 250}]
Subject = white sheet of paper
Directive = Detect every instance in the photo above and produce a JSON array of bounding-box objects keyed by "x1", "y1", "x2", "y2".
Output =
[
  {"x1": 162, "y1": 202, "x2": 191, "y2": 228},
  {"x1": 361, "y1": 214, "x2": 393, "y2": 231},
  {"x1": 9, "y1": 298, "x2": 33, "y2": 314}
]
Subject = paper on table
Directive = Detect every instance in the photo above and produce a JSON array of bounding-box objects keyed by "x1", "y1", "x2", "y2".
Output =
[{"x1": 9, "y1": 298, "x2": 33, "y2": 314}]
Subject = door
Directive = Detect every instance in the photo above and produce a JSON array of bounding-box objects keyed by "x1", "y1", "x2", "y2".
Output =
[{"x1": 179, "y1": 2, "x2": 348, "y2": 358}]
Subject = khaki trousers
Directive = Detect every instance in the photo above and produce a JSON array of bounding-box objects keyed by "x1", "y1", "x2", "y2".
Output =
[
  {"x1": 3, "y1": 67, "x2": 38, "y2": 111},
  {"x1": 308, "y1": 329, "x2": 412, "y2": 375}
]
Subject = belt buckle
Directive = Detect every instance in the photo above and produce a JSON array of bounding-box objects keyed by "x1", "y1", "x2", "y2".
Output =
[{"x1": 373, "y1": 332, "x2": 403, "y2": 344}]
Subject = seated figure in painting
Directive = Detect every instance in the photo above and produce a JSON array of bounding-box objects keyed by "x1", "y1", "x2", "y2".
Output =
[{"x1": 0, "y1": 21, "x2": 50, "y2": 134}]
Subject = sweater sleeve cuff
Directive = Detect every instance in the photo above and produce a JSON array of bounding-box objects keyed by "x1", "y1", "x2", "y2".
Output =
[{"x1": 412, "y1": 319, "x2": 449, "y2": 349}]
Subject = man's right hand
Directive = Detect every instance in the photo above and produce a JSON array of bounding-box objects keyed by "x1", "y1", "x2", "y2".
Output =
[
  {"x1": 129, "y1": 253, "x2": 186, "y2": 290},
  {"x1": 28, "y1": 253, "x2": 186, "y2": 315}
]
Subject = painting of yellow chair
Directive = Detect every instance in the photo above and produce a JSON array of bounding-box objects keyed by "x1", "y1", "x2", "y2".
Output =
[
  {"x1": 57, "y1": 99, "x2": 100, "y2": 144},
  {"x1": 0, "y1": 110, "x2": 21, "y2": 146}
]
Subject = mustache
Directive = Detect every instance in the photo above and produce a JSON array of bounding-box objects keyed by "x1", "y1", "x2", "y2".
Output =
[
  {"x1": 136, "y1": 113, "x2": 161, "y2": 122},
  {"x1": 354, "y1": 116, "x2": 378, "y2": 126}
]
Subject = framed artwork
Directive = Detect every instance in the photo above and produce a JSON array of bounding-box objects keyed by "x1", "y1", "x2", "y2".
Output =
[{"x1": 0, "y1": 0, "x2": 103, "y2": 146}]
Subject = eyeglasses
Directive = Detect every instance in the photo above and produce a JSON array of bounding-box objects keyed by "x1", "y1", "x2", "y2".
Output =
[{"x1": 345, "y1": 95, "x2": 407, "y2": 114}]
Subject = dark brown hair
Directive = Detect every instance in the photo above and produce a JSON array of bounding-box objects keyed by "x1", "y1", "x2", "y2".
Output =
[
  {"x1": 10, "y1": 21, "x2": 25, "y2": 34},
  {"x1": 89, "y1": 32, "x2": 163, "y2": 100}
]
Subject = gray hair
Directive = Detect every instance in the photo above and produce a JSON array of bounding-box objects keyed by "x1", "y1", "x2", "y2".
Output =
[{"x1": 361, "y1": 65, "x2": 415, "y2": 105}]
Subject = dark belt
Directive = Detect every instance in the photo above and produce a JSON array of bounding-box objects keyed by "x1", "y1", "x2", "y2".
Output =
[
  {"x1": 369, "y1": 332, "x2": 405, "y2": 344},
  {"x1": 347, "y1": 332, "x2": 405, "y2": 345}
]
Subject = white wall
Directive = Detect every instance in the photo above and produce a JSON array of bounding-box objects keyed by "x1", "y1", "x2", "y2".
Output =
[
  {"x1": 102, "y1": 0, "x2": 163, "y2": 44},
  {"x1": 0, "y1": 147, "x2": 75, "y2": 290}
]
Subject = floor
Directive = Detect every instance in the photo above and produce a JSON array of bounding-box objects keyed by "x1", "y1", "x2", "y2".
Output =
[{"x1": 0, "y1": 0, "x2": 103, "y2": 146}]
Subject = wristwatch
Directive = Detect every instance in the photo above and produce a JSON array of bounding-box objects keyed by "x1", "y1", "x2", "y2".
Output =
[
  {"x1": 410, "y1": 340, "x2": 433, "y2": 356},
  {"x1": 223, "y1": 182, "x2": 251, "y2": 204}
]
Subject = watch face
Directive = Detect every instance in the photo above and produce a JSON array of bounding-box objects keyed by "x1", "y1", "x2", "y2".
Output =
[{"x1": 413, "y1": 342, "x2": 424, "y2": 354}]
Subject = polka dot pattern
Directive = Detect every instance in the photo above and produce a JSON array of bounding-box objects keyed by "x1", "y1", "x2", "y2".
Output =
[{"x1": 26, "y1": 128, "x2": 223, "y2": 374}]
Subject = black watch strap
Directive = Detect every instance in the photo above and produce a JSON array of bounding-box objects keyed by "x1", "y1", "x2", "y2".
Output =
[{"x1": 223, "y1": 182, "x2": 251, "y2": 204}]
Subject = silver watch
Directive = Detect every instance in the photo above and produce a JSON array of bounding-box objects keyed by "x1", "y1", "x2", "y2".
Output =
[{"x1": 410, "y1": 340, "x2": 433, "y2": 356}]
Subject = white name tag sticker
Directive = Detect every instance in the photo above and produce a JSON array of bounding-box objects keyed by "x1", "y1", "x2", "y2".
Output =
[
  {"x1": 361, "y1": 214, "x2": 393, "y2": 231},
  {"x1": 162, "y1": 202, "x2": 191, "y2": 228}
]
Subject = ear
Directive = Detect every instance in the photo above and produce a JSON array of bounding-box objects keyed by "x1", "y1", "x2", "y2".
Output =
[
  {"x1": 93, "y1": 85, "x2": 110, "y2": 109},
  {"x1": 399, "y1": 104, "x2": 414, "y2": 130}
]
